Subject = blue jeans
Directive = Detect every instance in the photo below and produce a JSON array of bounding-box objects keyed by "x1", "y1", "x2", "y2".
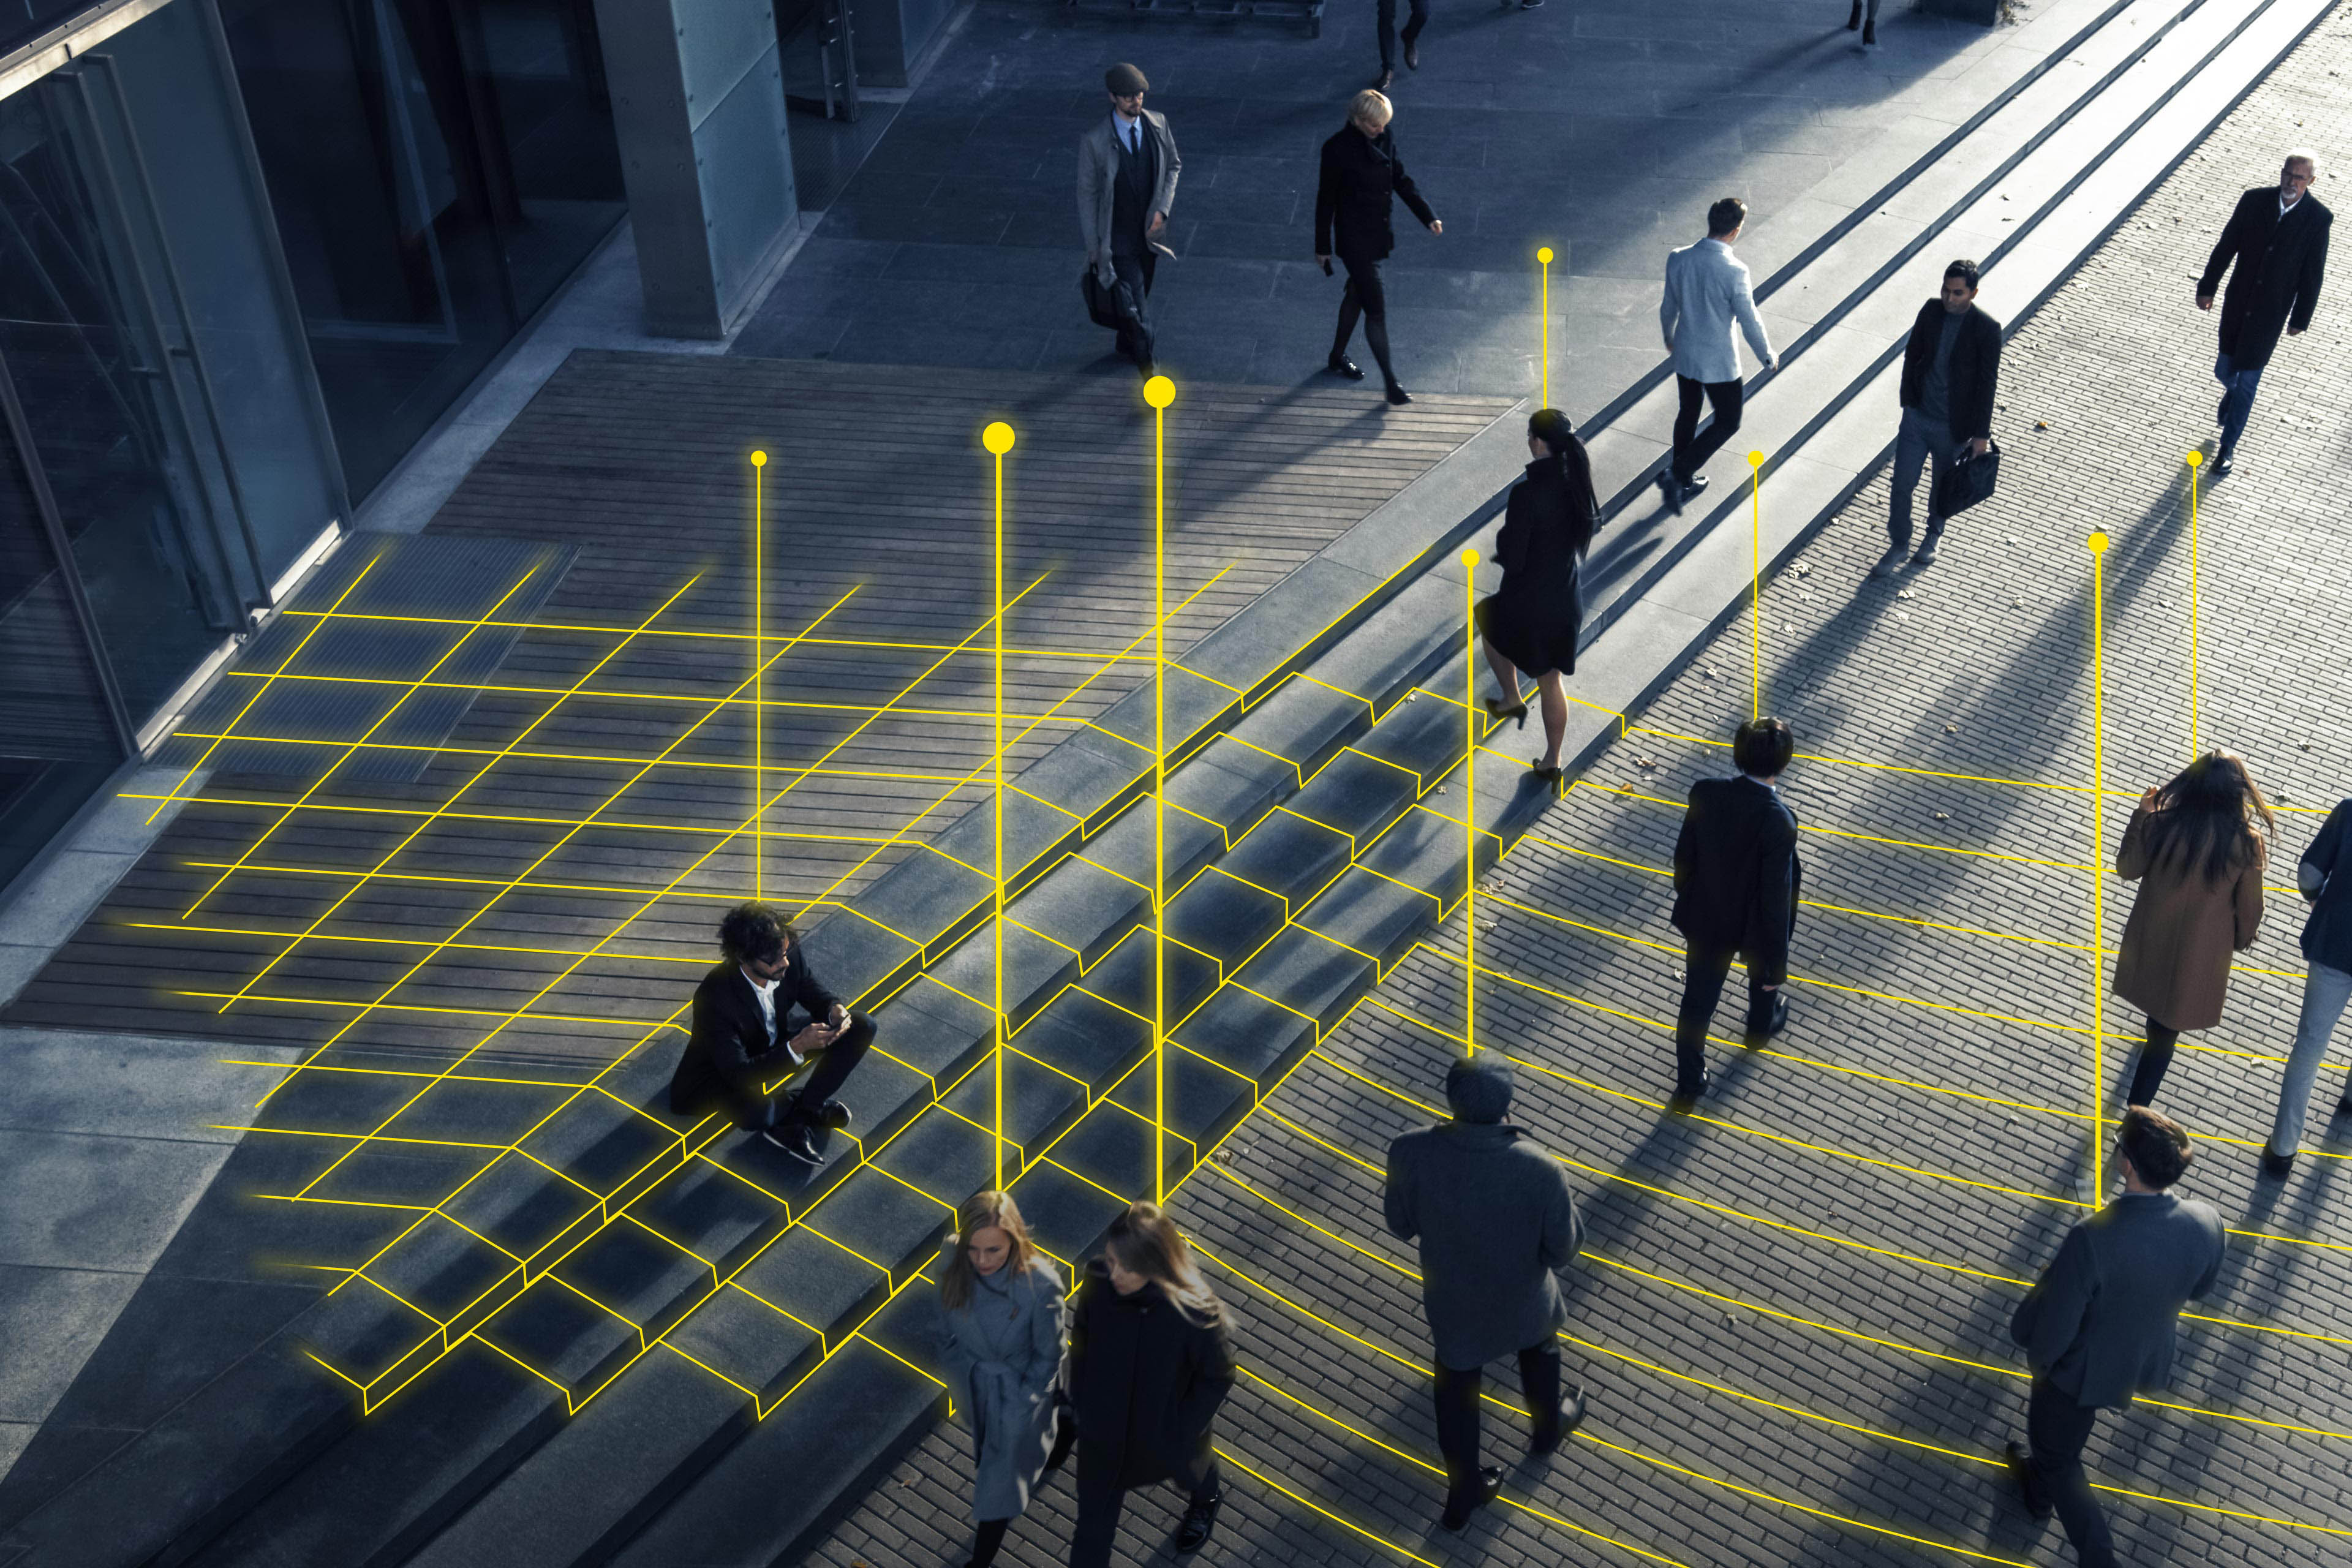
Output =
[
  {"x1": 1888, "y1": 405, "x2": 1959, "y2": 547},
  {"x1": 2214, "y1": 352, "x2": 2264, "y2": 456},
  {"x1": 2269, "y1": 961, "x2": 2352, "y2": 1156}
]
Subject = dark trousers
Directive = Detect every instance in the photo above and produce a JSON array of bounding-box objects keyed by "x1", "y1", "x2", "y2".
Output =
[
  {"x1": 2126, "y1": 1017, "x2": 2180, "y2": 1108},
  {"x1": 1333, "y1": 254, "x2": 1399, "y2": 386},
  {"x1": 1433, "y1": 1343, "x2": 1560, "y2": 1508},
  {"x1": 1376, "y1": 0, "x2": 1429, "y2": 70},
  {"x1": 733, "y1": 1012, "x2": 874, "y2": 1131},
  {"x1": 1673, "y1": 943, "x2": 1774, "y2": 1095},
  {"x1": 1670, "y1": 374, "x2": 1744, "y2": 483},
  {"x1": 2214, "y1": 351, "x2": 2264, "y2": 456},
  {"x1": 1070, "y1": 1457, "x2": 1219, "y2": 1568},
  {"x1": 2026, "y1": 1379, "x2": 2115, "y2": 1568},
  {"x1": 1889, "y1": 404, "x2": 1960, "y2": 547},
  {"x1": 1110, "y1": 247, "x2": 1158, "y2": 364}
]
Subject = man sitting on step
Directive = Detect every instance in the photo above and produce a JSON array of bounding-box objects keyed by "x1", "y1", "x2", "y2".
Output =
[{"x1": 669, "y1": 902, "x2": 872, "y2": 1166}]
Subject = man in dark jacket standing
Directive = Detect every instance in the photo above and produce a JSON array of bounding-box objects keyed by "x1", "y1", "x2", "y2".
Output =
[
  {"x1": 1077, "y1": 63, "x2": 1181, "y2": 377},
  {"x1": 1874, "y1": 258, "x2": 2002, "y2": 578},
  {"x1": 2198, "y1": 150, "x2": 2330, "y2": 478},
  {"x1": 1316, "y1": 88, "x2": 1441, "y2": 405},
  {"x1": 1668, "y1": 716, "x2": 1800, "y2": 1106},
  {"x1": 2264, "y1": 796, "x2": 2352, "y2": 1175},
  {"x1": 668, "y1": 902, "x2": 872, "y2": 1164},
  {"x1": 2005, "y1": 1107, "x2": 2225, "y2": 1568},
  {"x1": 1384, "y1": 1055, "x2": 1587, "y2": 1532}
]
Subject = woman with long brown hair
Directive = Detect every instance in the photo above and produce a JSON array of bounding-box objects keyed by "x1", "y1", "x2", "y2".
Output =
[
  {"x1": 2113, "y1": 748, "x2": 2271, "y2": 1109},
  {"x1": 1065, "y1": 1202, "x2": 1235, "y2": 1566},
  {"x1": 936, "y1": 1191, "x2": 1069, "y2": 1568}
]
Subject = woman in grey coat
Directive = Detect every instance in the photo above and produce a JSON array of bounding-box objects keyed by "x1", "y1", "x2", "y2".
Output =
[{"x1": 937, "y1": 1190, "x2": 1069, "y2": 1568}]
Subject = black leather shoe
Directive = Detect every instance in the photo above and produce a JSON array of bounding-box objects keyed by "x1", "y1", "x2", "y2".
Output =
[
  {"x1": 2209, "y1": 452, "x2": 2234, "y2": 478},
  {"x1": 1681, "y1": 472, "x2": 1711, "y2": 503},
  {"x1": 1385, "y1": 382, "x2": 1413, "y2": 405},
  {"x1": 1404, "y1": 39, "x2": 1419, "y2": 69},
  {"x1": 1847, "y1": 0, "x2": 1862, "y2": 26},
  {"x1": 1485, "y1": 697, "x2": 1529, "y2": 728},
  {"x1": 2005, "y1": 1442, "x2": 2053, "y2": 1521},
  {"x1": 1519, "y1": 0, "x2": 1544, "y2": 8},
  {"x1": 1375, "y1": 69, "x2": 1394, "y2": 89},
  {"x1": 1439, "y1": 1466, "x2": 1503, "y2": 1531},
  {"x1": 1656, "y1": 467, "x2": 1684, "y2": 515},
  {"x1": 1861, "y1": 18, "x2": 1875, "y2": 43},
  {"x1": 1530, "y1": 1383, "x2": 1586, "y2": 1455},
  {"x1": 1747, "y1": 992, "x2": 1789, "y2": 1041},
  {"x1": 1174, "y1": 1490, "x2": 1221, "y2": 1554},
  {"x1": 2338, "y1": 1093, "x2": 2352, "y2": 1118},
  {"x1": 1667, "y1": 1070, "x2": 1711, "y2": 1112},
  {"x1": 811, "y1": 1098, "x2": 853, "y2": 1131},
  {"x1": 2261, "y1": 1148, "x2": 2296, "y2": 1179},
  {"x1": 1327, "y1": 354, "x2": 1365, "y2": 381},
  {"x1": 761, "y1": 1126, "x2": 827, "y2": 1165}
]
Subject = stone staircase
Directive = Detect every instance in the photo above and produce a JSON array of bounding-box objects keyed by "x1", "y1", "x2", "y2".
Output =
[{"x1": 2, "y1": 0, "x2": 2335, "y2": 1561}]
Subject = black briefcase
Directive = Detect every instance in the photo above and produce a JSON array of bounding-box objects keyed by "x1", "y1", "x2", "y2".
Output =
[
  {"x1": 1080, "y1": 268, "x2": 1122, "y2": 329},
  {"x1": 1935, "y1": 441, "x2": 2001, "y2": 518}
]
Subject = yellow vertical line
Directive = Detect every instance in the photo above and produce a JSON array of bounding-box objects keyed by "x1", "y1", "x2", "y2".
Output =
[
  {"x1": 2087, "y1": 530, "x2": 2111, "y2": 1199},
  {"x1": 1460, "y1": 547, "x2": 1479, "y2": 1057},
  {"x1": 1747, "y1": 448, "x2": 1765, "y2": 719},
  {"x1": 2183, "y1": 450, "x2": 2203, "y2": 756},
  {"x1": 1536, "y1": 246, "x2": 1554, "y2": 409},
  {"x1": 983, "y1": 422, "x2": 1015, "y2": 1192},
  {"x1": 1146, "y1": 374, "x2": 1174, "y2": 1203},
  {"x1": 752, "y1": 450, "x2": 767, "y2": 900}
]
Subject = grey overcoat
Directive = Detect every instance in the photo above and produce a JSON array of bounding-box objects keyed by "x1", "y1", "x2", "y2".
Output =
[
  {"x1": 1384, "y1": 1114, "x2": 1585, "y2": 1371},
  {"x1": 1076, "y1": 109, "x2": 1180, "y2": 286},
  {"x1": 937, "y1": 1247, "x2": 1068, "y2": 1521}
]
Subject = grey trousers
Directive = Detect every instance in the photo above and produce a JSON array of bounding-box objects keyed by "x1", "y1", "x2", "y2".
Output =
[
  {"x1": 1888, "y1": 405, "x2": 1961, "y2": 547},
  {"x1": 2269, "y1": 960, "x2": 2352, "y2": 1156}
]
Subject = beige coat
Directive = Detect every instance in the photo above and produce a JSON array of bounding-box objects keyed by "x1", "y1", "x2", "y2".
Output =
[
  {"x1": 1077, "y1": 109, "x2": 1180, "y2": 285},
  {"x1": 2111, "y1": 804, "x2": 2266, "y2": 1031}
]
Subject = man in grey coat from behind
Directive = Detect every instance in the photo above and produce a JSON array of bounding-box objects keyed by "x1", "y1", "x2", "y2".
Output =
[
  {"x1": 1384, "y1": 1055, "x2": 1587, "y2": 1532},
  {"x1": 2005, "y1": 1106, "x2": 2224, "y2": 1568}
]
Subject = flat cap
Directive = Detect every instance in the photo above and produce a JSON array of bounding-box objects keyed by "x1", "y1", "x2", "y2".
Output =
[{"x1": 1105, "y1": 62, "x2": 1149, "y2": 96}]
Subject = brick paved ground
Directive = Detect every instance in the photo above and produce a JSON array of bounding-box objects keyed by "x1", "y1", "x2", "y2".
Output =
[{"x1": 809, "y1": 10, "x2": 2352, "y2": 1568}]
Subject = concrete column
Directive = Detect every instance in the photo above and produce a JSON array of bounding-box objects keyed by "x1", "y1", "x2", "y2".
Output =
[{"x1": 592, "y1": 0, "x2": 798, "y2": 339}]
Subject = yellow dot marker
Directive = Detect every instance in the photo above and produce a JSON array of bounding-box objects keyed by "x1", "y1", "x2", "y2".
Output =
[
  {"x1": 2184, "y1": 450, "x2": 2202, "y2": 468},
  {"x1": 982, "y1": 421, "x2": 1016, "y2": 455},
  {"x1": 1144, "y1": 374, "x2": 1175, "y2": 409},
  {"x1": 1535, "y1": 246, "x2": 1553, "y2": 265},
  {"x1": 750, "y1": 450, "x2": 766, "y2": 467},
  {"x1": 1460, "y1": 547, "x2": 1480, "y2": 1055},
  {"x1": 2087, "y1": 530, "x2": 2109, "y2": 554}
]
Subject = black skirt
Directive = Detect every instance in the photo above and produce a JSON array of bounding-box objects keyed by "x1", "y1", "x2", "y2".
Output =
[{"x1": 1476, "y1": 571, "x2": 1582, "y2": 677}]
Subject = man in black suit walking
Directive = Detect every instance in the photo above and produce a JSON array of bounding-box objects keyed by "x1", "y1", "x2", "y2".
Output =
[
  {"x1": 1873, "y1": 258, "x2": 2002, "y2": 578},
  {"x1": 2005, "y1": 1107, "x2": 2225, "y2": 1568},
  {"x1": 669, "y1": 902, "x2": 873, "y2": 1165},
  {"x1": 1667, "y1": 717, "x2": 1800, "y2": 1107},
  {"x1": 2198, "y1": 149, "x2": 2331, "y2": 478}
]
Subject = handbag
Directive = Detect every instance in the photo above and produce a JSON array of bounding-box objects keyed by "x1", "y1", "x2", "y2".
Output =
[
  {"x1": 1934, "y1": 440, "x2": 2001, "y2": 518},
  {"x1": 1080, "y1": 267, "x2": 1121, "y2": 329}
]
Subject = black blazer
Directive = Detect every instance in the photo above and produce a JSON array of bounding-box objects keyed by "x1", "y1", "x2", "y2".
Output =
[
  {"x1": 1896, "y1": 300, "x2": 2003, "y2": 443},
  {"x1": 2301, "y1": 799, "x2": 2352, "y2": 974},
  {"x1": 668, "y1": 946, "x2": 842, "y2": 1118},
  {"x1": 1065, "y1": 1262, "x2": 1234, "y2": 1491},
  {"x1": 1314, "y1": 123, "x2": 1436, "y2": 262},
  {"x1": 1670, "y1": 775, "x2": 1801, "y2": 984},
  {"x1": 2199, "y1": 186, "x2": 2331, "y2": 372}
]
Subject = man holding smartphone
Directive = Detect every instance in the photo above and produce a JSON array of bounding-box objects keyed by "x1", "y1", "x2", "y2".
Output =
[{"x1": 668, "y1": 902, "x2": 873, "y2": 1165}]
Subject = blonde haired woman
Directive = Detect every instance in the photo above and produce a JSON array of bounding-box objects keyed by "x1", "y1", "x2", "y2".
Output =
[
  {"x1": 1066, "y1": 1202, "x2": 1235, "y2": 1566},
  {"x1": 937, "y1": 1191, "x2": 1069, "y2": 1568}
]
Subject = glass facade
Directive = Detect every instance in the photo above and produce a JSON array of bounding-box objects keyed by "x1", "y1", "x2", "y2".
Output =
[
  {"x1": 219, "y1": 0, "x2": 625, "y2": 500},
  {"x1": 0, "y1": 0, "x2": 624, "y2": 895}
]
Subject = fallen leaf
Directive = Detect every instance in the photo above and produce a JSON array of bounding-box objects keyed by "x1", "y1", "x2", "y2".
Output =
[
  {"x1": 1945, "y1": 724, "x2": 1959, "y2": 734},
  {"x1": 1437, "y1": 785, "x2": 1449, "y2": 795},
  {"x1": 1934, "y1": 812, "x2": 1950, "y2": 821},
  {"x1": 2034, "y1": 420, "x2": 2051, "y2": 431},
  {"x1": 2011, "y1": 597, "x2": 2026, "y2": 608}
]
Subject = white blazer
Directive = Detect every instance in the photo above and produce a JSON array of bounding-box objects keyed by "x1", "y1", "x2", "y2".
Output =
[{"x1": 1659, "y1": 238, "x2": 1774, "y2": 384}]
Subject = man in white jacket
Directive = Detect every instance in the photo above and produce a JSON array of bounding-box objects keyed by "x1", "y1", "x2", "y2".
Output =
[{"x1": 1656, "y1": 197, "x2": 1777, "y2": 513}]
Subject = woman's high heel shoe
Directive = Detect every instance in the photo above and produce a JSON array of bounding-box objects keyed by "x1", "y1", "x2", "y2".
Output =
[
  {"x1": 1485, "y1": 697, "x2": 1529, "y2": 728},
  {"x1": 1530, "y1": 758, "x2": 1564, "y2": 785}
]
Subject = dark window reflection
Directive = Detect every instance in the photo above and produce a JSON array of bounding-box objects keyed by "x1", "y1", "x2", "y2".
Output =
[{"x1": 218, "y1": 0, "x2": 623, "y2": 503}]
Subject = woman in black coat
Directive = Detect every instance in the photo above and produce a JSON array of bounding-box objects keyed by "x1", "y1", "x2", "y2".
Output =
[
  {"x1": 1314, "y1": 88, "x2": 1442, "y2": 405},
  {"x1": 1476, "y1": 408, "x2": 1600, "y2": 783},
  {"x1": 1065, "y1": 1202, "x2": 1235, "y2": 1568}
]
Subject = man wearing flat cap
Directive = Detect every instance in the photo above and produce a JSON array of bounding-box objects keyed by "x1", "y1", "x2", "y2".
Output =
[{"x1": 1078, "y1": 63, "x2": 1180, "y2": 377}]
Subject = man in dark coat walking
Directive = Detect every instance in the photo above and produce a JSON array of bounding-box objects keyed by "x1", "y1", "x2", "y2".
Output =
[
  {"x1": 1668, "y1": 716, "x2": 1800, "y2": 1106},
  {"x1": 2197, "y1": 149, "x2": 2331, "y2": 478},
  {"x1": 669, "y1": 902, "x2": 872, "y2": 1164},
  {"x1": 1874, "y1": 258, "x2": 2002, "y2": 578},
  {"x1": 2005, "y1": 1107, "x2": 2225, "y2": 1568},
  {"x1": 1316, "y1": 88, "x2": 1442, "y2": 405},
  {"x1": 1384, "y1": 1055, "x2": 1587, "y2": 1532},
  {"x1": 1077, "y1": 63, "x2": 1181, "y2": 377}
]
